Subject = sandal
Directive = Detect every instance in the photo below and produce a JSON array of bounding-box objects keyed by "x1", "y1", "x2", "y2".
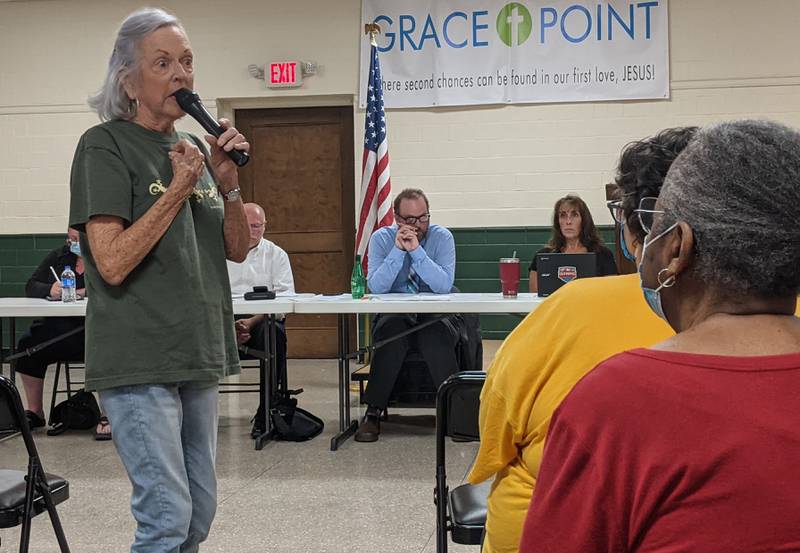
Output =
[
  {"x1": 24, "y1": 410, "x2": 46, "y2": 430},
  {"x1": 94, "y1": 416, "x2": 112, "y2": 441}
]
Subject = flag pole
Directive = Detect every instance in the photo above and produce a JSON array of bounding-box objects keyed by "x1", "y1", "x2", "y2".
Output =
[{"x1": 359, "y1": 22, "x2": 382, "y2": 364}]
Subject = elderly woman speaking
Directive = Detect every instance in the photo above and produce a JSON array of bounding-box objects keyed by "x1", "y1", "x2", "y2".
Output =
[
  {"x1": 520, "y1": 119, "x2": 800, "y2": 552},
  {"x1": 68, "y1": 8, "x2": 249, "y2": 552}
]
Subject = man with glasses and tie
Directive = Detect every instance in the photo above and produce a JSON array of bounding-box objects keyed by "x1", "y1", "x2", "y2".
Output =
[
  {"x1": 356, "y1": 188, "x2": 458, "y2": 442},
  {"x1": 227, "y1": 202, "x2": 295, "y2": 437}
]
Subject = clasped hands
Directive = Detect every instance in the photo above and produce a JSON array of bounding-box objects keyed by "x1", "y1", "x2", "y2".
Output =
[{"x1": 395, "y1": 225, "x2": 420, "y2": 252}]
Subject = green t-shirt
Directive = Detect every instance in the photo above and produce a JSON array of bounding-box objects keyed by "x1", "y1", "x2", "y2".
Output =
[{"x1": 68, "y1": 120, "x2": 240, "y2": 391}]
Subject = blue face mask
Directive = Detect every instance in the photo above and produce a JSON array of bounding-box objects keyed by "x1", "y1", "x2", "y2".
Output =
[
  {"x1": 638, "y1": 223, "x2": 678, "y2": 320},
  {"x1": 69, "y1": 240, "x2": 81, "y2": 257},
  {"x1": 620, "y1": 221, "x2": 636, "y2": 262}
]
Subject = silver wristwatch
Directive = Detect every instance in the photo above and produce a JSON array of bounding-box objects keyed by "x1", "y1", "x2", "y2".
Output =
[{"x1": 222, "y1": 187, "x2": 241, "y2": 202}]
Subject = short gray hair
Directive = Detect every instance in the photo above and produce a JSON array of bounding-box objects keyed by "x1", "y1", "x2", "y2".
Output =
[
  {"x1": 88, "y1": 8, "x2": 183, "y2": 121},
  {"x1": 659, "y1": 119, "x2": 800, "y2": 297}
]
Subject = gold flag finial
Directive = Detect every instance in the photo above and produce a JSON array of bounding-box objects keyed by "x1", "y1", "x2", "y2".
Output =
[{"x1": 364, "y1": 23, "x2": 381, "y2": 47}]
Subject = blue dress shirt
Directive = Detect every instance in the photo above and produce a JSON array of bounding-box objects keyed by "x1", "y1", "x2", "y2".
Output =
[{"x1": 366, "y1": 224, "x2": 456, "y2": 294}]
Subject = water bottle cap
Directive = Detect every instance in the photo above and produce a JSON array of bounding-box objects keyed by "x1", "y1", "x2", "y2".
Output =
[{"x1": 64, "y1": 265, "x2": 71, "y2": 270}]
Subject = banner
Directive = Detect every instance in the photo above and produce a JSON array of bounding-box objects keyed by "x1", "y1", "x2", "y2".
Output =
[{"x1": 360, "y1": 0, "x2": 669, "y2": 108}]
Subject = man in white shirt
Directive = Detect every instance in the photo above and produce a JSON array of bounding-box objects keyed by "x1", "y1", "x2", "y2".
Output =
[{"x1": 227, "y1": 202, "x2": 295, "y2": 437}]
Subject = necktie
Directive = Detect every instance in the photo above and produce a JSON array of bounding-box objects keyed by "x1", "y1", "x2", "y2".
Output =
[{"x1": 407, "y1": 263, "x2": 419, "y2": 294}]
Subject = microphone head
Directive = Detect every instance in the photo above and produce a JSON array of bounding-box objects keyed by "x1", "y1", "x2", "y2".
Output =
[{"x1": 172, "y1": 88, "x2": 200, "y2": 112}]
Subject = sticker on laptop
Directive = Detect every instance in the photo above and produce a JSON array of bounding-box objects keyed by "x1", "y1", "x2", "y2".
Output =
[{"x1": 558, "y1": 266, "x2": 578, "y2": 283}]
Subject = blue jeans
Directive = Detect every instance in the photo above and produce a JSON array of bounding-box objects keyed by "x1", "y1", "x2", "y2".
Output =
[{"x1": 101, "y1": 382, "x2": 219, "y2": 553}]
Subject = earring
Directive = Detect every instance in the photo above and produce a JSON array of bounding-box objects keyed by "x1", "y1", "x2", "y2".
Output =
[{"x1": 657, "y1": 268, "x2": 676, "y2": 288}]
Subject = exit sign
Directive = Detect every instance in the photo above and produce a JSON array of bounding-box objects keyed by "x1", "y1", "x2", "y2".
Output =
[{"x1": 267, "y1": 61, "x2": 302, "y2": 88}]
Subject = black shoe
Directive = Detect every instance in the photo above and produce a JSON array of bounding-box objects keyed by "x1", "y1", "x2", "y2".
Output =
[
  {"x1": 250, "y1": 405, "x2": 265, "y2": 439},
  {"x1": 354, "y1": 413, "x2": 380, "y2": 442},
  {"x1": 24, "y1": 410, "x2": 46, "y2": 430}
]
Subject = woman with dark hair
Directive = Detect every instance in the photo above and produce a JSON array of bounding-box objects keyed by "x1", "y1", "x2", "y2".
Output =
[
  {"x1": 528, "y1": 194, "x2": 616, "y2": 293},
  {"x1": 521, "y1": 120, "x2": 800, "y2": 551}
]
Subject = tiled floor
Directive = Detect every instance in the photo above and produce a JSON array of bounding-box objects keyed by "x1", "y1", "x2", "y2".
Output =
[{"x1": 0, "y1": 341, "x2": 501, "y2": 552}]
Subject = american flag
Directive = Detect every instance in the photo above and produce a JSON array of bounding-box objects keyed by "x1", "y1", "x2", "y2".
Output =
[{"x1": 355, "y1": 41, "x2": 393, "y2": 273}]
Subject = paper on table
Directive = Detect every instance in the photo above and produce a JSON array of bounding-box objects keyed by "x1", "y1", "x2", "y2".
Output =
[
  {"x1": 374, "y1": 294, "x2": 451, "y2": 301},
  {"x1": 291, "y1": 293, "x2": 352, "y2": 302}
]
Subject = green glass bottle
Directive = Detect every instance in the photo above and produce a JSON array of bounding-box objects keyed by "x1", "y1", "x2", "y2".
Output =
[{"x1": 351, "y1": 255, "x2": 366, "y2": 299}]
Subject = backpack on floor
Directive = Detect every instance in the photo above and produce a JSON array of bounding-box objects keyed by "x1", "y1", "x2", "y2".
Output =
[
  {"x1": 270, "y1": 392, "x2": 324, "y2": 442},
  {"x1": 47, "y1": 389, "x2": 100, "y2": 436}
]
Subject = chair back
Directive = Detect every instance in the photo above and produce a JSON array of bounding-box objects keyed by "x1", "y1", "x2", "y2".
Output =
[
  {"x1": 436, "y1": 371, "x2": 485, "y2": 465},
  {"x1": 0, "y1": 376, "x2": 42, "y2": 461},
  {"x1": 0, "y1": 381, "x2": 15, "y2": 436}
]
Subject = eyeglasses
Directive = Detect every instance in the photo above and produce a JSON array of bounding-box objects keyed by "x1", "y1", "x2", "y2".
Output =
[
  {"x1": 396, "y1": 212, "x2": 430, "y2": 225},
  {"x1": 606, "y1": 200, "x2": 625, "y2": 224},
  {"x1": 633, "y1": 196, "x2": 664, "y2": 234},
  {"x1": 249, "y1": 222, "x2": 266, "y2": 231}
]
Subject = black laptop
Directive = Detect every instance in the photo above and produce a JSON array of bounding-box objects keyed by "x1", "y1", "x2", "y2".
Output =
[{"x1": 536, "y1": 253, "x2": 598, "y2": 297}]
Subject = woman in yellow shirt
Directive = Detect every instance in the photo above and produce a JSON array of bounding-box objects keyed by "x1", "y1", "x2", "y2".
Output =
[{"x1": 468, "y1": 127, "x2": 697, "y2": 553}]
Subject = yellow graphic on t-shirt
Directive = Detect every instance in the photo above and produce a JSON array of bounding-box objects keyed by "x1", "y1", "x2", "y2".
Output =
[
  {"x1": 148, "y1": 179, "x2": 218, "y2": 202},
  {"x1": 149, "y1": 179, "x2": 167, "y2": 195},
  {"x1": 192, "y1": 186, "x2": 219, "y2": 201}
]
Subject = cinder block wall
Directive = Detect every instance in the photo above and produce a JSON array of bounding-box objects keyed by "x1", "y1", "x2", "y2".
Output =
[{"x1": 2, "y1": 0, "x2": 800, "y2": 234}]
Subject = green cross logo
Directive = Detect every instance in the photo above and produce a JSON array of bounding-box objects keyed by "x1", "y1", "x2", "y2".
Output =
[{"x1": 496, "y1": 2, "x2": 532, "y2": 47}]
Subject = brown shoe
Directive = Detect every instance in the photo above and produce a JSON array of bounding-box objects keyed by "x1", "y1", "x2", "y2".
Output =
[{"x1": 354, "y1": 414, "x2": 380, "y2": 442}]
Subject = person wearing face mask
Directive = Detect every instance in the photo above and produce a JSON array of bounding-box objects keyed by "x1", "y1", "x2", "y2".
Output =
[
  {"x1": 15, "y1": 227, "x2": 112, "y2": 440},
  {"x1": 520, "y1": 119, "x2": 800, "y2": 552},
  {"x1": 528, "y1": 194, "x2": 616, "y2": 293},
  {"x1": 467, "y1": 127, "x2": 697, "y2": 553}
]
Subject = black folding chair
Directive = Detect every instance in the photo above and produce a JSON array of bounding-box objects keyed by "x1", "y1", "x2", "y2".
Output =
[
  {"x1": 0, "y1": 375, "x2": 70, "y2": 552},
  {"x1": 435, "y1": 371, "x2": 490, "y2": 553}
]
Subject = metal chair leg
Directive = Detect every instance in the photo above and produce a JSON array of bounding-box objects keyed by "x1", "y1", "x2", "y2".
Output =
[
  {"x1": 49, "y1": 362, "x2": 63, "y2": 426},
  {"x1": 65, "y1": 363, "x2": 73, "y2": 397}
]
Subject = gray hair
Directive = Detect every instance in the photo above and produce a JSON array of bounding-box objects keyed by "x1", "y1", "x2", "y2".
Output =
[
  {"x1": 88, "y1": 8, "x2": 183, "y2": 121},
  {"x1": 659, "y1": 119, "x2": 800, "y2": 297}
]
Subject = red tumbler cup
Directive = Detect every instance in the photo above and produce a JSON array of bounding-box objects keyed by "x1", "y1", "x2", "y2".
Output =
[{"x1": 499, "y1": 258, "x2": 520, "y2": 298}]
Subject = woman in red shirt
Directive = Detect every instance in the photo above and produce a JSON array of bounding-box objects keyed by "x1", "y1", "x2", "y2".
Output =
[{"x1": 520, "y1": 119, "x2": 800, "y2": 553}]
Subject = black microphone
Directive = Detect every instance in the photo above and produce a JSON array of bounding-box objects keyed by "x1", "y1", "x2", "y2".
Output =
[{"x1": 172, "y1": 88, "x2": 250, "y2": 167}]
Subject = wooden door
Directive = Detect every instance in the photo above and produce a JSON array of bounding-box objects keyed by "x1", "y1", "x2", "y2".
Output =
[{"x1": 236, "y1": 106, "x2": 355, "y2": 358}]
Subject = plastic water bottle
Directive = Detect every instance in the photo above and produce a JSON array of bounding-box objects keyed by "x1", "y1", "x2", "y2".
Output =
[
  {"x1": 351, "y1": 255, "x2": 366, "y2": 299},
  {"x1": 61, "y1": 265, "x2": 77, "y2": 303}
]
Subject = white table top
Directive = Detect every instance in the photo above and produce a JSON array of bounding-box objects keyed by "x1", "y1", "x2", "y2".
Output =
[
  {"x1": 0, "y1": 293, "x2": 543, "y2": 318},
  {"x1": 292, "y1": 293, "x2": 543, "y2": 314},
  {"x1": 0, "y1": 297, "x2": 296, "y2": 318}
]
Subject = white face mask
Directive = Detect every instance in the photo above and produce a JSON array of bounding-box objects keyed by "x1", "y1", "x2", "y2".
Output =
[
  {"x1": 638, "y1": 223, "x2": 678, "y2": 320},
  {"x1": 69, "y1": 240, "x2": 81, "y2": 257}
]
